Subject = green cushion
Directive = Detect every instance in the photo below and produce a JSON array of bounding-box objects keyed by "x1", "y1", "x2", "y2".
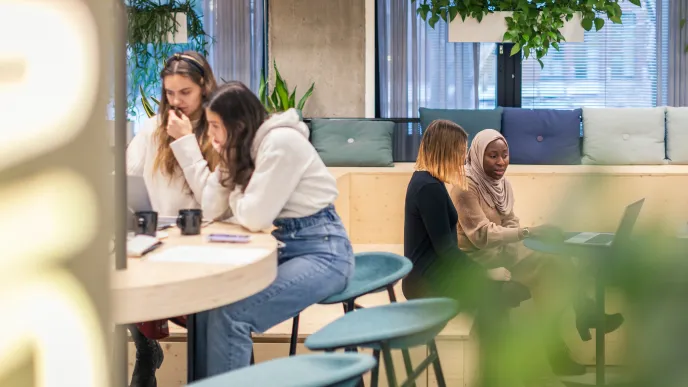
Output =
[
  {"x1": 419, "y1": 107, "x2": 503, "y2": 146},
  {"x1": 310, "y1": 119, "x2": 394, "y2": 167}
]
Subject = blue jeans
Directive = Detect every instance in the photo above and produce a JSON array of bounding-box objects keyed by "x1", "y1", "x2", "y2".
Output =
[{"x1": 204, "y1": 205, "x2": 354, "y2": 377}]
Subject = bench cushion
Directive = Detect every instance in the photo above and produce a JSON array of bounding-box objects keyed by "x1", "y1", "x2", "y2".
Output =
[
  {"x1": 582, "y1": 107, "x2": 666, "y2": 165},
  {"x1": 667, "y1": 107, "x2": 688, "y2": 164},
  {"x1": 310, "y1": 119, "x2": 394, "y2": 167},
  {"x1": 419, "y1": 107, "x2": 503, "y2": 146},
  {"x1": 502, "y1": 108, "x2": 581, "y2": 165}
]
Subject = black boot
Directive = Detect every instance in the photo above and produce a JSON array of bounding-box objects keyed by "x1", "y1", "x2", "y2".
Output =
[
  {"x1": 573, "y1": 297, "x2": 624, "y2": 342},
  {"x1": 128, "y1": 325, "x2": 164, "y2": 387},
  {"x1": 546, "y1": 339, "x2": 586, "y2": 376}
]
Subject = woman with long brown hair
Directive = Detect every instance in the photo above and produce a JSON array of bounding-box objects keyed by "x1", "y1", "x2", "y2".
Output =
[
  {"x1": 125, "y1": 51, "x2": 219, "y2": 387},
  {"x1": 200, "y1": 81, "x2": 355, "y2": 376}
]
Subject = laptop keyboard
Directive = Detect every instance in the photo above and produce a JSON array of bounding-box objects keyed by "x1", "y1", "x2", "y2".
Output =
[{"x1": 586, "y1": 233, "x2": 615, "y2": 245}]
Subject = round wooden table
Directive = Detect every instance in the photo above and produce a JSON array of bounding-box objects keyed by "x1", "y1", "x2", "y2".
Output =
[{"x1": 111, "y1": 222, "x2": 278, "y2": 325}]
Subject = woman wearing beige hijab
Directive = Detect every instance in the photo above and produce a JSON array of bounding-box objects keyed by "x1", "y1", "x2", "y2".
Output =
[{"x1": 451, "y1": 129, "x2": 623, "y2": 377}]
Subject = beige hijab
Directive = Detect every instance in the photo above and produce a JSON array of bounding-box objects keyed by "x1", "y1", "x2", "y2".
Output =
[{"x1": 465, "y1": 129, "x2": 514, "y2": 215}]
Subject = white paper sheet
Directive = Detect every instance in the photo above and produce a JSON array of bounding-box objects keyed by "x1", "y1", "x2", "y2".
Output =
[{"x1": 147, "y1": 246, "x2": 271, "y2": 265}]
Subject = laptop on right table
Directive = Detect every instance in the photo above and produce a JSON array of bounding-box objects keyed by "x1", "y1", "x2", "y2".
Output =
[{"x1": 564, "y1": 198, "x2": 645, "y2": 247}]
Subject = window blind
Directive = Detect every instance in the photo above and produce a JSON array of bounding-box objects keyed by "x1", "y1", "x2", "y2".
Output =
[{"x1": 521, "y1": 0, "x2": 665, "y2": 109}]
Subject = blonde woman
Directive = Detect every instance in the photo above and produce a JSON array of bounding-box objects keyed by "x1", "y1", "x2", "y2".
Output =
[{"x1": 402, "y1": 120, "x2": 507, "y2": 306}]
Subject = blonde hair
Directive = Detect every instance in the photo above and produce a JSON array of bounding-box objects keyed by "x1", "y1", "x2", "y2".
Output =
[{"x1": 415, "y1": 119, "x2": 468, "y2": 188}]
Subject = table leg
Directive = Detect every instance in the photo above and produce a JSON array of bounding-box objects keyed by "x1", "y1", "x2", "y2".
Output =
[
  {"x1": 187, "y1": 313, "x2": 196, "y2": 383},
  {"x1": 187, "y1": 313, "x2": 209, "y2": 383},
  {"x1": 596, "y1": 265, "x2": 606, "y2": 386}
]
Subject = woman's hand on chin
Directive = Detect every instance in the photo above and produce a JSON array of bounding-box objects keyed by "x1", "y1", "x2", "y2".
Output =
[
  {"x1": 167, "y1": 110, "x2": 193, "y2": 139},
  {"x1": 487, "y1": 267, "x2": 511, "y2": 281}
]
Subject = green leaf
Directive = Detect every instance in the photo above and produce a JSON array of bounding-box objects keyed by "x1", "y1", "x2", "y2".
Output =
[
  {"x1": 448, "y1": 7, "x2": 458, "y2": 21},
  {"x1": 552, "y1": 42, "x2": 560, "y2": 51},
  {"x1": 273, "y1": 62, "x2": 290, "y2": 111},
  {"x1": 428, "y1": 13, "x2": 440, "y2": 28},
  {"x1": 680, "y1": 19, "x2": 686, "y2": 29},
  {"x1": 289, "y1": 88, "x2": 296, "y2": 108},
  {"x1": 296, "y1": 83, "x2": 315, "y2": 111},
  {"x1": 628, "y1": 0, "x2": 641, "y2": 6},
  {"x1": 510, "y1": 43, "x2": 521, "y2": 57},
  {"x1": 581, "y1": 17, "x2": 593, "y2": 31},
  {"x1": 537, "y1": 58, "x2": 544, "y2": 69},
  {"x1": 151, "y1": 96, "x2": 160, "y2": 106},
  {"x1": 610, "y1": 15, "x2": 622, "y2": 24},
  {"x1": 258, "y1": 73, "x2": 268, "y2": 106},
  {"x1": 594, "y1": 17, "x2": 604, "y2": 31}
]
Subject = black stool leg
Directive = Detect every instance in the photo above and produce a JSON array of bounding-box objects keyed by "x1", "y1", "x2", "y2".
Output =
[
  {"x1": 428, "y1": 340, "x2": 447, "y2": 387},
  {"x1": 381, "y1": 342, "x2": 398, "y2": 387},
  {"x1": 371, "y1": 349, "x2": 381, "y2": 387},
  {"x1": 387, "y1": 285, "x2": 415, "y2": 386},
  {"x1": 289, "y1": 314, "x2": 300, "y2": 356},
  {"x1": 250, "y1": 350, "x2": 255, "y2": 365}
]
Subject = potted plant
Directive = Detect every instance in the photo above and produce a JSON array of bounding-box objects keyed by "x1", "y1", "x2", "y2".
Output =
[
  {"x1": 126, "y1": 0, "x2": 211, "y2": 118},
  {"x1": 413, "y1": 0, "x2": 643, "y2": 67},
  {"x1": 258, "y1": 61, "x2": 315, "y2": 116}
]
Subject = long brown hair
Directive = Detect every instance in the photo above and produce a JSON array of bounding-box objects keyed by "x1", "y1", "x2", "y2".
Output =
[
  {"x1": 206, "y1": 81, "x2": 268, "y2": 192},
  {"x1": 153, "y1": 51, "x2": 219, "y2": 180},
  {"x1": 416, "y1": 119, "x2": 468, "y2": 188}
]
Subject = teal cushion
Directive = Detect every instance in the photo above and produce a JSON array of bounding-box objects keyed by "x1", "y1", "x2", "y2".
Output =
[
  {"x1": 419, "y1": 107, "x2": 503, "y2": 145},
  {"x1": 310, "y1": 119, "x2": 394, "y2": 167}
]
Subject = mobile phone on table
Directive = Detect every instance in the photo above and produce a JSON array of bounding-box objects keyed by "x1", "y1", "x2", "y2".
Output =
[{"x1": 208, "y1": 233, "x2": 251, "y2": 243}]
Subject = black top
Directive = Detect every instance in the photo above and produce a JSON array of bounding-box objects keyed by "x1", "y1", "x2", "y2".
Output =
[{"x1": 402, "y1": 171, "x2": 479, "y2": 300}]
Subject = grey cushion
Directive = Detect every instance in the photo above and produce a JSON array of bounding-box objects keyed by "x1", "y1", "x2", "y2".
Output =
[
  {"x1": 310, "y1": 119, "x2": 394, "y2": 167},
  {"x1": 667, "y1": 107, "x2": 688, "y2": 164},
  {"x1": 582, "y1": 107, "x2": 666, "y2": 165}
]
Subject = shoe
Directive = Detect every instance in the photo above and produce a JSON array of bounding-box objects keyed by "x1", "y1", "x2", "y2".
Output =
[
  {"x1": 575, "y1": 312, "x2": 624, "y2": 342},
  {"x1": 129, "y1": 327, "x2": 164, "y2": 387},
  {"x1": 547, "y1": 341, "x2": 586, "y2": 376}
]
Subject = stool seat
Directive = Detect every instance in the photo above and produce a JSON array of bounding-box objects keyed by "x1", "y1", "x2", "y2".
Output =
[
  {"x1": 187, "y1": 353, "x2": 377, "y2": 387},
  {"x1": 305, "y1": 298, "x2": 459, "y2": 351},
  {"x1": 320, "y1": 252, "x2": 412, "y2": 304}
]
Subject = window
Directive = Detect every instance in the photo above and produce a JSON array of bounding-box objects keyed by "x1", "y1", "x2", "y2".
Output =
[
  {"x1": 377, "y1": 0, "x2": 498, "y2": 119},
  {"x1": 521, "y1": 0, "x2": 667, "y2": 108}
]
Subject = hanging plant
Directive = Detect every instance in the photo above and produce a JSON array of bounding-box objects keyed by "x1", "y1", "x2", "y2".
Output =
[
  {"x1": 413, "y1": 0, "x2": 643, "y2": 68},
  {"x1": 127, "y1": 0, "x2": 211, "y2": 118}
]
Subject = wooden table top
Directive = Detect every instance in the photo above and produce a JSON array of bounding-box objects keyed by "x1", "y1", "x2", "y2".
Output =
[{"x1": 111, "y1": 222, "x2": 278, "y2": 324}]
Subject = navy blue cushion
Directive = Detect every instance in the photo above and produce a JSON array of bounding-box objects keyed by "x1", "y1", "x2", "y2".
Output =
[
  {"x1": 502, "y1": 108, "x2": 582, "y2": 165},
  {"x1": 419, "y1": 107, "x2": 503, "y2": 146}
]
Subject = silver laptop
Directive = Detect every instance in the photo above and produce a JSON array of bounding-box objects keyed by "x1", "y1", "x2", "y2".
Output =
[
  {"x1": 564, "y1": 198, "x2": 645, "y2": 247},
  {"x1": 127, "y1": 175, "x2": 176, "y2": 229}
]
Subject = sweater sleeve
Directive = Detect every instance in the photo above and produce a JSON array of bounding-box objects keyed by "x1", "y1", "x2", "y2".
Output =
[
  {"x1": 229, "y1": 129, "x2": 311, "y2": 232},
  {"x1": 126, "y1": 119, "x2": 156, "y2": 176},
  {"x1": 451, "y1": 184, "x2": 521, "y2": 250},
  {"x1": 201, "y1": 169, "x2": 233, "y2": 221},
  {"x1": 169, "y1": 134, "x2": 212, "y2": 204},
  {"x1": 416, "y1": 183, "x2": 471, "y2": 263}
]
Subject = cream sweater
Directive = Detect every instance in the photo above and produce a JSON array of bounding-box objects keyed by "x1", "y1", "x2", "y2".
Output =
[
  {"x1": 202, "y1": 109, "x2": 338, "y2": 232},
  {"x1": 126, "y1": 116, "x2": 212, "y2": 216}
]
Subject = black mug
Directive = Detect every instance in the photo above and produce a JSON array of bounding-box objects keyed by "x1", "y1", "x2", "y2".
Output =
[
  {"x1": 135, "y1": 211, "x2": 158, "y2": 237},
  {"x1": 177, "y1": 209, "x2": 202, "y2": 235}
]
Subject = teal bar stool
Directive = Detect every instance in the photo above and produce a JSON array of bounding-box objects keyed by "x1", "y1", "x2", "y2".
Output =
[
  {"x1": 187, "y1": 353, "x2": 377, "y2": 387},
  {"x1": 288, "y1": 252, "x2": 413, "y2": 355},
  {"x1": 304, "y1": 298, "x2": 459, "y2": 387}
]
